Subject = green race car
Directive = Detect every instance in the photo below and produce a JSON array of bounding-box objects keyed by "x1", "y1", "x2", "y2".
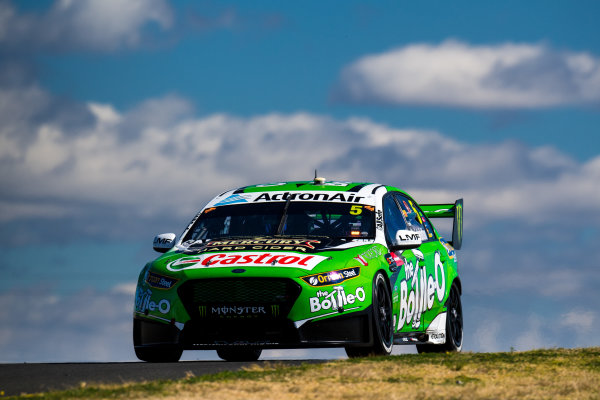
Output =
[{"x1": 134, "y1": 179, "x2": 463, "y2": 362}]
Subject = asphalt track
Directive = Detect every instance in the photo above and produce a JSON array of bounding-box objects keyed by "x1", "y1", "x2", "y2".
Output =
[{"x1": 0, "y1": 359, "x2": 327, "y2": 396}]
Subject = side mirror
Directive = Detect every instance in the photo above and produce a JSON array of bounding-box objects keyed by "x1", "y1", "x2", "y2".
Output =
[
  {"x1": 153, "y1": 233, "x2": 176, "y2": 253},
  {"x1": 390, "y1": 229, "x2": 423, "y2": 251}
]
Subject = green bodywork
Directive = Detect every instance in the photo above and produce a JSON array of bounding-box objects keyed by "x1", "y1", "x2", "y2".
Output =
[{"x1": 134, "y1": 181, "x2": 461, "y2": 344}]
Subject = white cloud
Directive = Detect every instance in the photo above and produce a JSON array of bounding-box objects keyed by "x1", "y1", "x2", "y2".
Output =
[
  {"x1": 111, "y1": 282, "x2": 137, "y2": 296},
  {"x1": 560, "y1": 310, "x2": 596, "y2": 332},
  {"x1": 464, "y1": 304, "x2": 600, "y2": 353},
  {"x1": 467, "y1": 266, "x2": 589, "y2": 299},
  {"x1": 334, "y1": 40, "x2": 600, "y2": 109},
  {"x1": 0, "y1": 0, "x2": 173, "y2": 51},
  {"x1": 1, "y1": 88, "x2": 600, "y2": 231},
  {"x1": 557, "y1": 309, "x2": 600, "y2": 348},
  {"x1": 0, "y1": 287, "x2": 135, "y2": 362},
  {"x1": 472, "y1": 319, "x2": 502, "y2": 352}
]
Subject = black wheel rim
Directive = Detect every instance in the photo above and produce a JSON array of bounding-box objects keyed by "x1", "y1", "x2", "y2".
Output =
[
  {"x1": 375, "y1": 278, "x2": 393, "y2": 348},
  {"x1": 448, "y1": 286, "x2": 463, "y2": 348}
]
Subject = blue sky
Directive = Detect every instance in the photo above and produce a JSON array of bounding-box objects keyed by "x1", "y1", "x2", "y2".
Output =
[
  {"x1": 1, "y1": 0, "x2": 599, "y2": 362},
  {"x1": 35, "y1": 0, "x2": 600, "y2": 158}
]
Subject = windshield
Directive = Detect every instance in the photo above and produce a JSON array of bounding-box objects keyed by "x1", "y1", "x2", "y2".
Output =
[{"x1": 182, "y1": 201, "x2": 375, "y2": 242}]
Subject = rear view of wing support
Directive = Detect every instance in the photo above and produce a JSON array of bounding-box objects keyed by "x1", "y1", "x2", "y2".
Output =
[{"x1": 421, "y1": 199, "x2": 463, "y2": 250}]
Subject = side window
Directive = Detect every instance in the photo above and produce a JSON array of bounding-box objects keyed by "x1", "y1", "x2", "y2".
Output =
[
  {"x1": 382, "y1": 194, "x2": 407, "y2": 245},
  {"x1": 416, "y1": 207, "x2": 436, "y2": 240},
  {"x1": 393, "y1": 194, "x2": 429, "y2": 241}
]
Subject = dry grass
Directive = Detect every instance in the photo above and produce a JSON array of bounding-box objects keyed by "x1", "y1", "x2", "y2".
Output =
[
  {"x1": 12, "y1": 347, "x2": 600, "y2": 400},
  {"x1": 165, "y1": 348, "x2": 600, "y2": 400}
]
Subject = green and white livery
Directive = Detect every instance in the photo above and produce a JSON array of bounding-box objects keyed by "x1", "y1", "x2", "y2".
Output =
[{"x1": 134, "y1": 179, "x2": 463, "y2": 362}]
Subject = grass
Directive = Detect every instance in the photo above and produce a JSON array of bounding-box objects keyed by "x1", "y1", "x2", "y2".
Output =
[{"x1": 6, "y1": 347, "x2": 600, "y2": 399}]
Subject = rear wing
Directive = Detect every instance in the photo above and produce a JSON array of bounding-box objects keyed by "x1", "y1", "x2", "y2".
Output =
[{"x1": 421, "y1": 199, "x2": 463, "y2": 250}]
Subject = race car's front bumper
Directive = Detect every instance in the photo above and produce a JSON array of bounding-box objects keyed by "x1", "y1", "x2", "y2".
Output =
[
  {"x1": 134, "y1": 274, "x2": 377, "y2": 351},
  {"x1": 133, "y1": 306, "x2": 374, "y2": 351}
]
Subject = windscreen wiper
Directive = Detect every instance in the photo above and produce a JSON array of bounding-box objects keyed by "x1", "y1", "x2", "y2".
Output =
[{"x1": 276, "y1": 196, "x2": 292, "y2": 235}]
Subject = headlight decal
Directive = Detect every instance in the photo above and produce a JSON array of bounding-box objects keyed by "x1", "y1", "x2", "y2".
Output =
[
  {"x1": 300, "y1": 267, "x2": 360, "y2": 287},
  {"x1": 135, "y1": 287, "x2": 171, "y2": 315},
  {"x1": 145, "y1": 271, "x2": 179, "y2": 290}
]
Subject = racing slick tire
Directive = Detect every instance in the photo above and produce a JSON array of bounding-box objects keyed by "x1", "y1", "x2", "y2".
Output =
[
  {"x1": 345, "y1": 272, "x2": 393, "y2": 358},
  {"x1": 133, "y1": 319, "x2": 183, "y2": 362},
  {"x1": 417, "y1": 283, "x2": 463, "y2": 353},
  {"x1": 134, "y1": 346, "x2": 183, "y2": 362},
  {"x1": 217, "y1": 348, "x2": 262, "y2": 362}
]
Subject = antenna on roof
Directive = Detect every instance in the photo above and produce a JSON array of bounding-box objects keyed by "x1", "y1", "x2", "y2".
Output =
[{"x1": 313, "y1": 169, "x2": 326, "y2": 185}]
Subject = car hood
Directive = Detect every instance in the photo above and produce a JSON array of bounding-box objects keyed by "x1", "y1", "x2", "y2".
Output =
[{"x1": 149, "y1": 236, "x2": 384, "y2": 278}]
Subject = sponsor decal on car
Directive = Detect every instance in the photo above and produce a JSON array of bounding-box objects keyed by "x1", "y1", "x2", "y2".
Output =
[
  {"x1": 214, "y1": 340, "x2": 277, "y2": 346},
  {"x1": 167, "y1": 252, "x2": 327, "y2": 271},
  {"x1": 253, "y1": 191, "x2": 369, "y2": 203},
  {"x1": 153, "y1": 236, "x2": 174, "y2": 246},
  {"x1": 359, "y1": 246, "x2": 384, "y2": 261},
  {"x1": 206, "y1": 190, "x2": 377, "y2": 206},
  {"x1": 214, "y1": 194, "x2": 253, "y2": 206},
  {"x1": 353, "y1": 254, "x2": 368, "y2": 266},
  {"x1": 211, "y1": 306, "x2": 265, "y2": 316},
  {"x1": 398, "y1": 232, "x2": 422, "y2": 241},
  {"x1": 309, "y1": 286, "x2": 366, "y2": 312},
  {"x1": 376, "y1": 210, "x2": 384, "y2": 230},
  {"x1": 301, "y1": 267, "x2": 360, "y2": 287},
  {"x1": 440, "y1": 238, "x2": 456, "y2": 260},
  {"x1": 135, "y1": 288, "x2": 171, "y2": 315},
  {"x1": 198, "y1": 305, "x2": 280, "y2": 319},
  {"x1": 191, "y1": 237, "x2": 322, "y2": 253},
  {"x1": 145, "y1": 271, "x2": 178, "y2": 290},
  {"x1": 397, "y1": 251, "x2": 446, "y2": 330},
  {"x1": 385, "y1": 252, "x2": 405, "y2": 271}
]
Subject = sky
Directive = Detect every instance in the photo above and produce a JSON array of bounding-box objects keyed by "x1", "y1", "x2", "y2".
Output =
[{"x1": 1, "y1": 0, "x2": 599, "y2": 362}]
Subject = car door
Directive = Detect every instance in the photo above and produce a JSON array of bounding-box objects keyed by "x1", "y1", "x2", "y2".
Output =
[
  {"x1": 382, "y1": 193, "x2": 426, "y2": 333},
  {"x1": 384, "y1": 192, "x2": 448, "y2": 333},
  {"x1": 394, "y1": 194, "x2": 449, "y2": 332}
]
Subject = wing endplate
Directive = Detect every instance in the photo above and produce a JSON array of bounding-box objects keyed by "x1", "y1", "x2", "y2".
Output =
[{"x1": 421, "y1": 199, "x2": 463, "y2": 250}]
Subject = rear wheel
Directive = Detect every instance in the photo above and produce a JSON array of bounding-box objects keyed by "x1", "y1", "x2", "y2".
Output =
[
  {"x1": 217, "y1": 348, "x2": 262, "y2": 362},
  {"x1": 417, "y1": 283, "x2": 463, "y2": 353},
  {"x1": 346, "y1": 272, "x2": 393, "y2": 358}
]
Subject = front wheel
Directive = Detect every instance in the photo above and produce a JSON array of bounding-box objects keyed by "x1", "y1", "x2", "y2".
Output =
[
  {"x1": 135, "y1": 346, "x2": 182, "y2": 362},
  {"x1": 133, "y1": 319, "x2": 182, "y2": 362},
  {"x1": 346, "y1": 272, "x2": 393, "y2": 358},
  {"x1": 417, "y1": 283, "x2": 463, "y2": 353},
  {"x1": 217, "y1": 348, "x2": 262, "y2": 362}
]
